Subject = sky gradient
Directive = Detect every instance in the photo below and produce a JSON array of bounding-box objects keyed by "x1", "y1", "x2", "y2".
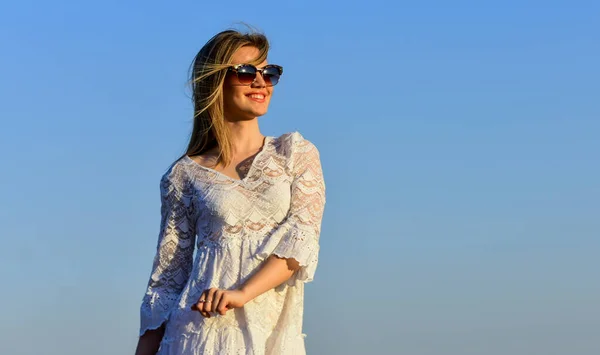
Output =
[{"x1": 1, "y1": 1, "x2": 599, "y2": 354}]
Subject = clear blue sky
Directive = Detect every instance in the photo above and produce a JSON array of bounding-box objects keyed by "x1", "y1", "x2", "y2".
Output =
[{"x1": 1, "y1": 1, "x2": 599, "y2": 354}]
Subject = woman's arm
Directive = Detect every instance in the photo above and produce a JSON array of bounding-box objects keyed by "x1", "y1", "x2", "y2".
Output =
[
  {"x1": 192, "y1": 254, "x2": 300, "y2": 317},
  {"x1": 240, "y1": 254, "x2": 300, "y2": 299},
  {"x1": 137, "y1": 164, "x2": 198, "y2": 349},
  {"x1": 134, "y1": 325, "x2": 165, "y2": 355}
]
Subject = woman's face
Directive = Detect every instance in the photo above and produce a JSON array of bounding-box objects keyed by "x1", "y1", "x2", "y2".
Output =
[{"x1": 223, "y1": 46, "x2": 273, "y2": 121}]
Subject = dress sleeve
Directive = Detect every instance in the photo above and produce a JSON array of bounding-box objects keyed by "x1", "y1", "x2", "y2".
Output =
[
  {"x1": 256, "y1": 133, "x2": 326, "y2": 283},
  {"x1": 139, "y1": 164, "x2": 197, "y2": 336}
]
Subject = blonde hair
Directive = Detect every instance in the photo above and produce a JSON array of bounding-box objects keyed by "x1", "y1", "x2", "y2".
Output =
[{"x1": 180, "y1": 28, "x2": 270, "y2": 167}]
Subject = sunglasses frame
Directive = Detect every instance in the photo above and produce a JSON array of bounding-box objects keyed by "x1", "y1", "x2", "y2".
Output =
[{"x1": 227, "y1": 64, "x2": 283, "y2": 86}]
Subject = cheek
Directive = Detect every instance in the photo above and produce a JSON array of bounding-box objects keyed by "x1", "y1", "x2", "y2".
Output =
[
  {"x1": 223, "y1": 86, "x2": 245, "y2": 105},
  {"x1": 263, "y1": 87, "x2": 272, "y2": 101}
]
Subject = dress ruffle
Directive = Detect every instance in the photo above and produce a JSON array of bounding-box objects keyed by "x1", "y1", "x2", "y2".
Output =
[
  {"x1": 255, "y1": 222, "x2": 320, "y2": 284},
  {"x1": 140, "y1": 292, "x2": 171, "y2": 336}
]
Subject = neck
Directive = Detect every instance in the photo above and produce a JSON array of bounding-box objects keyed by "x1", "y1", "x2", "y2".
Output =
[{"x1": 224, "y1": 118, "x2": 265, "y2": 154}]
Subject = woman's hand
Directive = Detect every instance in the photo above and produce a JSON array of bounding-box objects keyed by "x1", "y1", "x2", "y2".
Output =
[{"x1": 191, "y1": 288, "x2": 249, "y2": 318}]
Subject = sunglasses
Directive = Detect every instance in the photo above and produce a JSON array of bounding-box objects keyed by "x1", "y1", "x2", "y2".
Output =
[{"x1": 227, "y1": 64, "x2": 283, "y2": 87}]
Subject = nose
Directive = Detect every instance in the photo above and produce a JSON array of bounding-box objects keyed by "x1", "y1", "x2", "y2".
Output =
[{"x1": 251, "y1": 71, "x2": 267, "y2": 88}]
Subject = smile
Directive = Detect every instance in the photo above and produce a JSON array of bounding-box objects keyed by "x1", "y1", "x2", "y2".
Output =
[{"x1": 246, "y1": 93, "x2": 266, "y2": 102}]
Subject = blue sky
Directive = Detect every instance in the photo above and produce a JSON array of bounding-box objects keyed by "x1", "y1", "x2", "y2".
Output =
[{"x1": 1, "y1": 1, "x2": 599, "y2": 354}]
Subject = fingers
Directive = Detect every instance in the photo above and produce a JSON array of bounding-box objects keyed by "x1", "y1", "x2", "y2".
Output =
[
  {"x1": 214, "y1": 291, "x2": 228, "y2": 315},
  {"x1": 210, "y1": 289, "x2": 221, "y2": 313},
  {"x1": 199, "y1": 296, "x2": 211, "y2": 318},
  {"x1": 204, "y1": 288, "x2": 217, "y2": 317},
  {"x1": 192, "y1": 288, "x2": 228, "y2": 318},
  {"x1": 206, "y1": 288, "x2": 217, "y2": 313},
  {"x1": 197, "y1": 291, "x2": 210, "y2": 318},
  {"x1": 193, "y1": 289, "x2": 212, "y2": 318}
]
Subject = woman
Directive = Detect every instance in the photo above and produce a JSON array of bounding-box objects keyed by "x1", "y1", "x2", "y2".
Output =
[{"x1": 135, "y1": 29, "x2": 326, "y2": 355}]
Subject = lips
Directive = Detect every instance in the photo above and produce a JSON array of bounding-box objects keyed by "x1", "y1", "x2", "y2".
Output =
[{"x1": 245, "y1": 92, "x2": 267, "y2": 103}]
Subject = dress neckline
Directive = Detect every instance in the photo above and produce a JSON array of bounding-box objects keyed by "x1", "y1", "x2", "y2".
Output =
[{"x1": 184, "y1": 135, "x2": 273, "y2": 184}]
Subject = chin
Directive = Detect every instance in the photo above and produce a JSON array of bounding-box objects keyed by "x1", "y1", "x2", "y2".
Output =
[
  {"x1": 247, "y1": 107, "x2": 269, "y2": 118},
  {"x1": 235, "y1": 110, "x2": 267, "y2": 121},
  {"x1": 256, "y1": 109, "x2": 269, "y2": 117}
]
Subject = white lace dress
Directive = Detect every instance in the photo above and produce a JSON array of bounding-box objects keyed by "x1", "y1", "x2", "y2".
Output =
[{"x1": 139, "y1": 131, "x2": 326, "y2": 355}]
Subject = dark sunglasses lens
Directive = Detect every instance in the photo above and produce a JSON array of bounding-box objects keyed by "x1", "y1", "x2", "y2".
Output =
[
  {"x1": 262, "y1": 66, "x2": 281, "y2": 86},
  {"x1": 235, "y1": 65, "x2": 257, "y2": 84}
]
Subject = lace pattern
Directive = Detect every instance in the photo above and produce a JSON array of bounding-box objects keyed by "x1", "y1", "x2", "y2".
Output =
[
  {"x1": 140, "y1": 163, "x2": 198, "y2": 334},
  {"x1": 139, "y1": 131, "x2": 326, "y2": 354},
  {"x1": 256, "y1": 136, "x2": 325, "y2": 283}
]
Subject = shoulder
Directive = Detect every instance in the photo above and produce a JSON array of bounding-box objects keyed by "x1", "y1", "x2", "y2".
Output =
[
  {"x1": 160, "y1": 157, "x2": 192, "y2": 192},
  {"x1": 273, "y1": 131, "x2": 320, "y2": 156},
  {"x1": 272, "y1": 132, "x2": 322, "y2": 175}
]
